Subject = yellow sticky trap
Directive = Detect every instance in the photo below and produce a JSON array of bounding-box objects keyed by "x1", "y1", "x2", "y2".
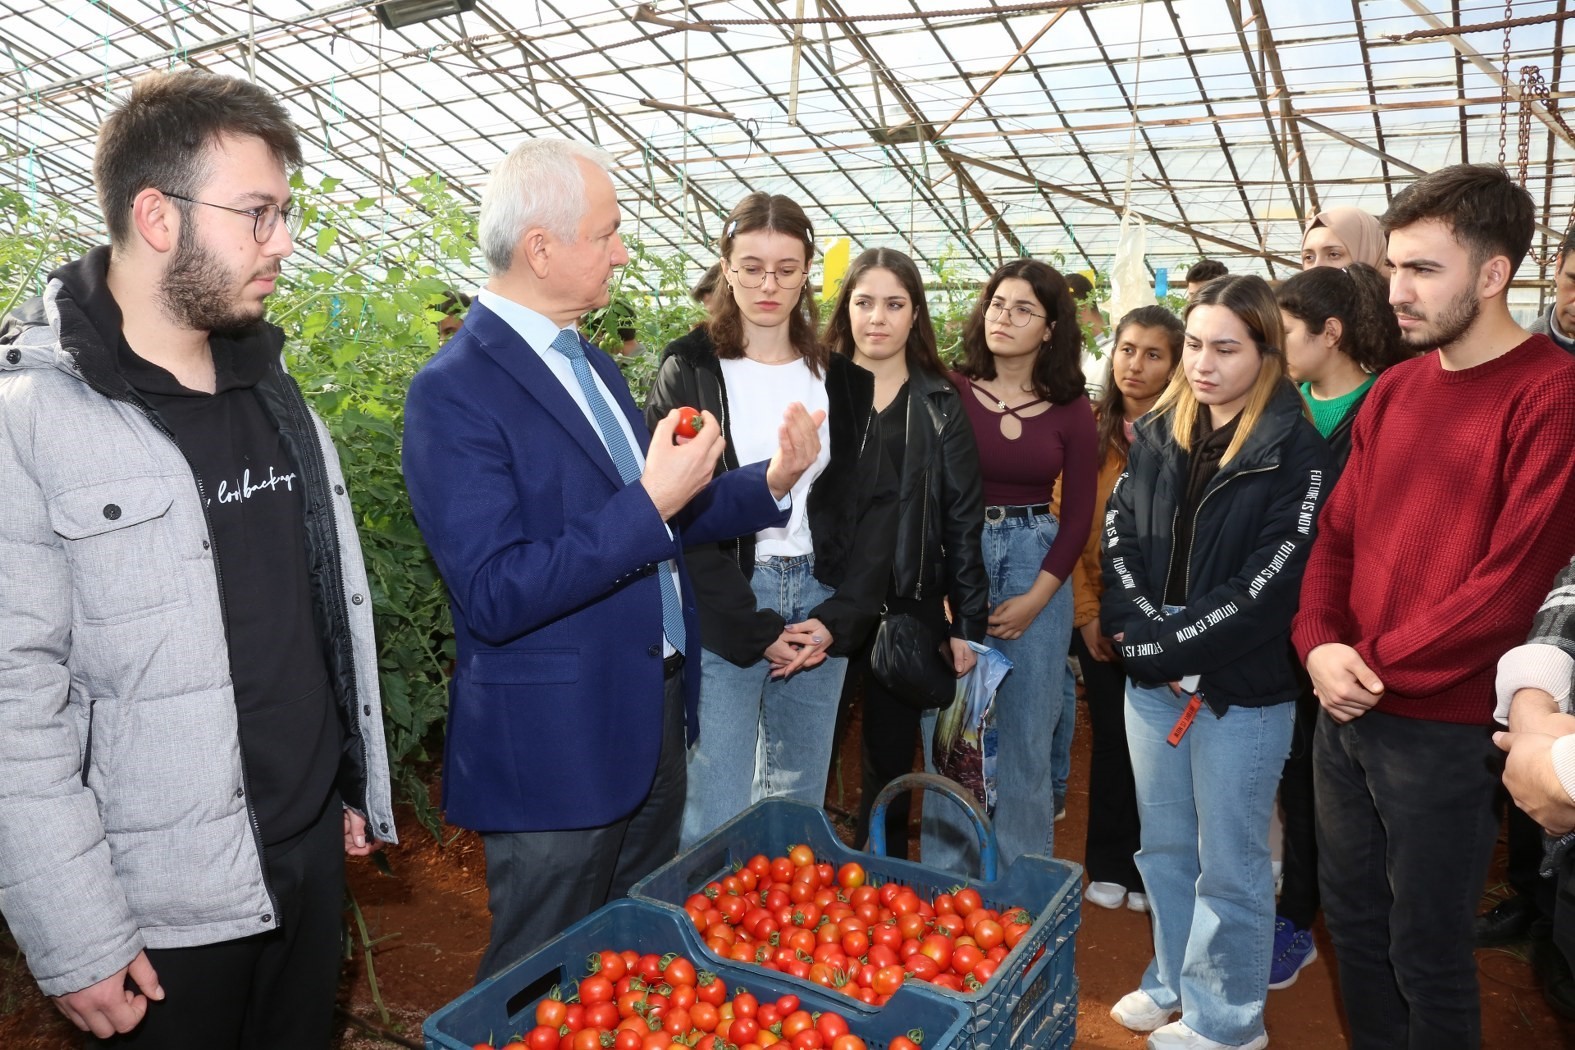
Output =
[{"x1": 822, "y1": 238, "x2": 851, "y2": 298}]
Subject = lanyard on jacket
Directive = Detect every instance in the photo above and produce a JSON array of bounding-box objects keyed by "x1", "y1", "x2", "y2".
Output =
[{"x1": 1167, "y1": 678, "x2": 1204, "y2": 746}]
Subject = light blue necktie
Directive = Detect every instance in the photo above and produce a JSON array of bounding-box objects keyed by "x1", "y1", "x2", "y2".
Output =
[{"x1": 553, "y1": 329, "x2": 686, "y2": 654}]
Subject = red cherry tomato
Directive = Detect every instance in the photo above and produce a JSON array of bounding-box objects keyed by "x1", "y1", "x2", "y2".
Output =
[
  {"x1": 674, "y1": 407, "x2": 704, "y2": 439},
  {"x1": 579, "y1": 974, "x2": 614, "y2": 1005},
  {"x1": 535, "y1": 998, "x2": 567, "y2": 1029}
]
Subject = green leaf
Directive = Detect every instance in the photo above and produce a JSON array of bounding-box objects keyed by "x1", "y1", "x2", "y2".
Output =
[{"x1": 316, "y1": 226, "x2": 339, "y2": 256}]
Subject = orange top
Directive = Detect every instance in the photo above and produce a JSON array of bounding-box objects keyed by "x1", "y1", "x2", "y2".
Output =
[{"x1": 1051, "y1": 443, "x2": 1126, "y2": 630}]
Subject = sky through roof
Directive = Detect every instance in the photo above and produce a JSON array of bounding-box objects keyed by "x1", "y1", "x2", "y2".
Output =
[{"x1": 1, "y1": 0, "x2": 1570, "y2": 306}]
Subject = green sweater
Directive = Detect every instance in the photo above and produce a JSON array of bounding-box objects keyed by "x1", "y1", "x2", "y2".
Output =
[{"x1": 1301, "y1": 374, "x2": 1376, "y2": 439}]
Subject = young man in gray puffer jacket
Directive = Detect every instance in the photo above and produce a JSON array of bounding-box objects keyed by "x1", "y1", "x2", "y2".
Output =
[{"x1": 0, "y1": 70, "x2": 395, "y2": 1046}]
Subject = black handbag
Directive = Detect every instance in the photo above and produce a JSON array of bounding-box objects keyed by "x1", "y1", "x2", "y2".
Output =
[{"x1": 869, "y1": 612, "x2": 958, "y2": 710}]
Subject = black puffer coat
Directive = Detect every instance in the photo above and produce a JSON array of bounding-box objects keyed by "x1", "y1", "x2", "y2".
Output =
[
  {"x1": 1100, "y1": 380, "x2": 1335, "y2": 713},
  {"x1": 646, "y1": 327, "x2": 897, "y2": 665}
]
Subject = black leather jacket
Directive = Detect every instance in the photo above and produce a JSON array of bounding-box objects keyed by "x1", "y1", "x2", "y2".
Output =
[
  {"x1": 888, "y1": 367, "x2": 989, "y2": 642},
  {"x1": 646, "y1": 327, "x2": 897, "y2": 666}
]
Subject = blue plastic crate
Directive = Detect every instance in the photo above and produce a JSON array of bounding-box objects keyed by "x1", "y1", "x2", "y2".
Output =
[
  {"x1": 628, "y1": 798, "x2": 1081, "y2": 1050},
  {"x1": 423, "y1": 898, "x2": 970, "y2": 1050}
]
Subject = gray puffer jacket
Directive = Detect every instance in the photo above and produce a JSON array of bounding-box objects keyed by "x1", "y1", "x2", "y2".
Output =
[{"x1": 0, "y1": 270, "x2": 396, "y2": 997}]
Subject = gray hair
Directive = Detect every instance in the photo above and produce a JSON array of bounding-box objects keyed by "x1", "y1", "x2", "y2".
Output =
[{"x1": 478, "y1": 138, "x2": 614, "y2": 275}]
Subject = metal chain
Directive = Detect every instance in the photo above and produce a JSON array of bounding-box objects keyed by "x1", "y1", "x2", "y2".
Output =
[
  {"x1": 1514, "y1": 65, "x2": 1575, "y2": 241},
  {"x1": 1520, "y1": 66, "x2": 1575, "y2": 142},
  {"x1": 1498, "y1": 0, "x2": 1513, "y2": 167},
  {"x1": 1517, "y1": 66, "x2": 1535, "y2": 184}
]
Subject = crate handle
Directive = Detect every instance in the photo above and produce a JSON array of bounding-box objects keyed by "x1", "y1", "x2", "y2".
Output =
[{"x1": 868, "y1": 772, "x2": 999, "y2": 881}]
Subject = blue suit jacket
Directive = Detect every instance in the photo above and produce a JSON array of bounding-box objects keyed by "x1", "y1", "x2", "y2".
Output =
[{"x1": 402, "y1": 302, "x2": 787, "y2": 832}]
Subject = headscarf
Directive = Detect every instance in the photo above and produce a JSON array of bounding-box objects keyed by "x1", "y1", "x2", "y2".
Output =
[{"x1": 1303, "y1": 207, "x2": 1387, "y2": 270}]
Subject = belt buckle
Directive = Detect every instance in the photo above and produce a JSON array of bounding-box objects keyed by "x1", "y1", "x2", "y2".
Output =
[{"x1": 984, "y1": 505, "x2": 1005, "y2": 524}]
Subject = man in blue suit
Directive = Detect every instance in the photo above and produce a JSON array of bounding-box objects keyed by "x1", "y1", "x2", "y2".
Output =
[{"x1": 402, "y1": 138, "x2": 824, "y2": 977}]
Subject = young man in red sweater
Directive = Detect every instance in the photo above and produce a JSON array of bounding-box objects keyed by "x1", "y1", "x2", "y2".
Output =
[{"x1": 1292, "y1": 164, "x2": 1575, "y2": 1050}]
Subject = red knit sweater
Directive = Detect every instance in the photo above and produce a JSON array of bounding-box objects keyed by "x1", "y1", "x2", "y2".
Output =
[{"x1": 1292, "y1": 335, "x2": 1575, "y2": 724}]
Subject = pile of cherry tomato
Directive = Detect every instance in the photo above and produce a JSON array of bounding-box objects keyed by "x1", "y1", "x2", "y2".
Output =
[
  {"x1": 473, "y1": 948, "x2": 924, "y2": 1050},
  {"x1": 678, "y1": 846, "x2": 1036, "y2": 1004}
]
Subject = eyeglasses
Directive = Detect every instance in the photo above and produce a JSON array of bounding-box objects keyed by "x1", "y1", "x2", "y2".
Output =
[
  {"x1": 984, "y1": 298, "x2": 1047, "y2": 328},
  {"x1": 160, "y1": 190, "x2": 301, "y2": 244},
  {"x1": 730, "y1": 263, "x2": 808, "y2": 290}
]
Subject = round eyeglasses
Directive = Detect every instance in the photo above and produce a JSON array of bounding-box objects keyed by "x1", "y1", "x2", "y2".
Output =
[
  {"x1": 984, "y1": 299, "x2": 1047, "y2": 328},
  {"x1": 160, "y1": 190, "x2": 302, "y2": 244},
  {"x1": 730, "y1": 263, "x2": 808, "y2": 290}
]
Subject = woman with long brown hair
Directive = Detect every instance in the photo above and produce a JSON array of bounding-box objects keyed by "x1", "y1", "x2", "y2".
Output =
[
  {"x1": 823, "y1": 247, "x2": 988, "y2": 859},
  {"x1": 1064, "y1": 305, "x2": 1183, "y2": 914},
  {"x1": 646, "y1": 194, "x2": 895, "y2": 848},
  {"x1": 1102, "y1": 275, "x2": 1334, "y2": 1049},
  {"x1": 920, "y1": 258, "x2": 1098, "y2": 873}
]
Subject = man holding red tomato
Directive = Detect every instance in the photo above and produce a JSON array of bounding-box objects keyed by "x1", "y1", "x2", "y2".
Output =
[{"x1": 403, "y1": 138, "x2": 824, "y2": 978}]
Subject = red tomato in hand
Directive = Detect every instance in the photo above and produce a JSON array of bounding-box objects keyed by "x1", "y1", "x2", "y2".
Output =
[{"x1": 674, "y1": 407, "x2": 704, "y2": 439}]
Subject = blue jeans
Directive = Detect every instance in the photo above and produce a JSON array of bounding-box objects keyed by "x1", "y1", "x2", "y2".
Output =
[
  {"x1": 680, "y1": 555, "x2": 848, "y2": 850},
  {"x1": 1126, "y1": 678, "x2": 1294, "y2": 1046},
  {"x1": 1051, "y1": 654, "x2": 1077, "y2": 811},
  {"x1": 921, "y1": 512, "x2": 1073, "y2": 873}
]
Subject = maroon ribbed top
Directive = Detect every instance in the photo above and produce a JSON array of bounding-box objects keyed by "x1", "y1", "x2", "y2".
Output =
[{"x1": 951, "y1": 371, "x2": 1097, "y2": 582}]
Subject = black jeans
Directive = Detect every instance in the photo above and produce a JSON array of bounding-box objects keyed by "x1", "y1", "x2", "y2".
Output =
[
  {"x1": 1314, "y1": 709, "x2": 1500, "y2": 1050},
  {"x1": 849, "y1": 594, "x2": 948, "y2": 861},
  {"x1": 1503, "y1": 792, "x2": 1558, "y2": 919},
  {"x1": 94, "y1": 793, "x2": 346, "y2": 1050},
  {"x1": 1276, "y1": 683, "x2": 1320, "y2": 930},
  {"x1": 476, "y1": 668, "x2": 687, "y2": 981},
  {"x1": 1558, "y1": 844, "x2": 1575, "y2": 974},
  {"x1": 1074, "y1": 630, "x2": 1142, "y2": 890}
]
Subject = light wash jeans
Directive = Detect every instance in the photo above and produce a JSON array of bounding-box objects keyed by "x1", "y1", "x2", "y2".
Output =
[
  {"x1": 921, "y1": 511, "x2": 1073, "y2": 874},
  {"x1": 1050, "y1": 654, "x2": 1077, "y2": 813},
  {"x1": 1126, "y1": 676, "x2": 1294, "y2": 1047},
  {"x1": 680, "y1": 555, "x2": 848, "y2": 850}
]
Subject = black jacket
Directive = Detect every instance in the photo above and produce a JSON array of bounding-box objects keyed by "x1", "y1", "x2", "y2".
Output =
[
  {"x1": 646, "y1": 328, "x2": 897, "y2": 665},
  {"x1": 1100, "y1": 380, "x2": 1335, "y2": 712},
  {"x1": 888, "y1": 367, "x2": 989, "y2": 641},
  {"x1": 1322, "y1": 383, "x2": 1371, "y2": 469}
]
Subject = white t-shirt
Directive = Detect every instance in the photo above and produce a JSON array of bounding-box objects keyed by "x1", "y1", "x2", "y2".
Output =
[{"x1": 720, "y1": 356, "x2": 831, "y2": 557}]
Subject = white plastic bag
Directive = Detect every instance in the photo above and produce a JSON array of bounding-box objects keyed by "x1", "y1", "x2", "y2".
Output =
[{"x1": 1105, "y1": 211, "x2": 1157, "y2": 321}]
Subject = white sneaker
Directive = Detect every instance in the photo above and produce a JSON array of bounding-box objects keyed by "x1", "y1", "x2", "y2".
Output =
[
  {"x1": 1127, "y1": 891, "x2": 1150, "y2": 913},
  {"x1": 1085, "y1": 881, "x2": 1127, "y2": 909},
  {"x1": 1111, "y1": 989, "x2": 1176, "y2": 1032},
  {"x1": 1146, "y1": 1020, "x2": 1268, "y2": 1050}
]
